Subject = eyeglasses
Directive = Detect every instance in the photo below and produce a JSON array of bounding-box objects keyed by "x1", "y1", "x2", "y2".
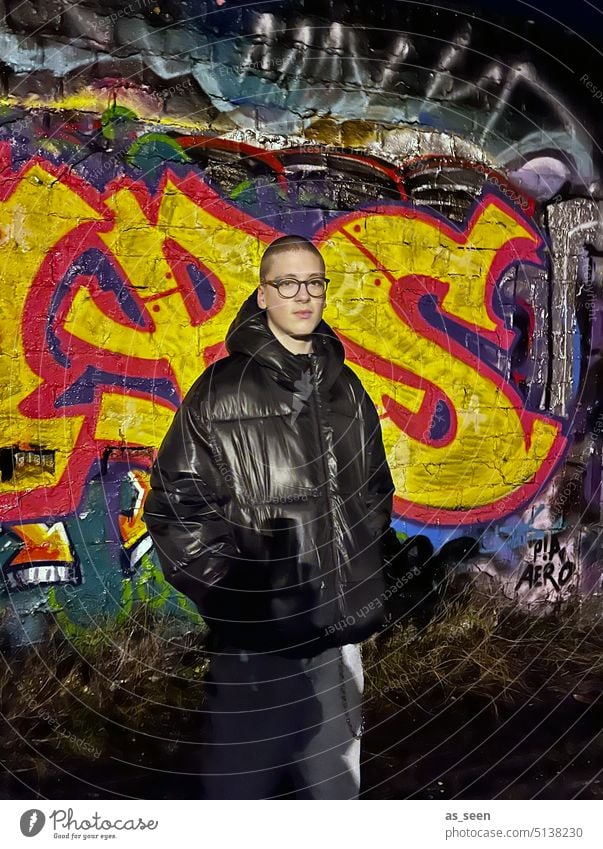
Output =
[{"x1": 261, "y1": 276, "x2": 329, "y2": 298}]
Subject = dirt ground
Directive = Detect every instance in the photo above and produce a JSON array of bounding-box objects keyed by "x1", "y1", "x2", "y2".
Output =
[{"x1": 1, "y1": 692, "x2": 601, "y2": 800}]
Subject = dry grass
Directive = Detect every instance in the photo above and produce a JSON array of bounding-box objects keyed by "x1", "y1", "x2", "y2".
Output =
[
  {"x1": 0, "y1": 604, "x2": 208, "y2": 778},
  {"x1": 363, "y1": 575, "x2": 603, "y2": 715},
  {"x1": 1, "y1": 575, "x2": 602, "y2": 781}
]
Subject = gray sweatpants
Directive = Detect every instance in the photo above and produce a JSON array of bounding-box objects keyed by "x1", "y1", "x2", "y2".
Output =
[{"x1": 198, "y1": 642, "x2": 364, "y2": 799}]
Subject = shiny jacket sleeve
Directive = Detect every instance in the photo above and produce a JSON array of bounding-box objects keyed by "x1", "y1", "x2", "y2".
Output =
[
  {"x1": 362, "y1": 390, "x2": 396, "y2": 540},
  {"x1": 143, "y1": 386, "x2": 241, "y2": 613}
]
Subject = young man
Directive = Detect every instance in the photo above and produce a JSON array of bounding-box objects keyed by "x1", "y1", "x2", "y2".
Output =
[{"x1": 143, "y1": 234, "x2": 397, "y2": 799}]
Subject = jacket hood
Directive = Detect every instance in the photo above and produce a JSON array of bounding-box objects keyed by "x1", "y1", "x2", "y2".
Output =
[{"x1": 225, "y1": 288, "x2": 345, "y2": 393}]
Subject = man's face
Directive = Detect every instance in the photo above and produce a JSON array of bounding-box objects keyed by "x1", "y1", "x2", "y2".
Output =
[{"x1": 257, "y1": 247, "x2": 327, "y2": 348}]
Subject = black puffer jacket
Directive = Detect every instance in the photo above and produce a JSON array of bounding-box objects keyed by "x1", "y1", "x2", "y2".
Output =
[{"x1": 143, "y1": 289, "x2": 396, "y2": 656}]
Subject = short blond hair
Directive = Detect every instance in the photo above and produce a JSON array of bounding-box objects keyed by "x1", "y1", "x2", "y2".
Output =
[{"x1": 259, "y1": 235, "x2": 324, "y2": 281}]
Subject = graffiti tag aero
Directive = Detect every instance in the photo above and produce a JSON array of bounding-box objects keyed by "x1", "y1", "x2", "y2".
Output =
[{"x1": 0, "y1": 144, "x2": 568, "y2": 529}]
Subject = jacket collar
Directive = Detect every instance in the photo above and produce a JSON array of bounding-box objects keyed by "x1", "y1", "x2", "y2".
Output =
[{"x1": 225, "y1": 289, "x2": 345, "y2": 393}]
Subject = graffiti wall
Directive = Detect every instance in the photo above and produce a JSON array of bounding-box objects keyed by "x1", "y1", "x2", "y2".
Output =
[{"x1": 0, "y1": 0, "x2": 601, "y2": 641}]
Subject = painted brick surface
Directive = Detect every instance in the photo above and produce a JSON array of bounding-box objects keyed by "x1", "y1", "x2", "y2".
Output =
[{"x1": 0, "y1": 1, "x2": 601, "y2": 641}]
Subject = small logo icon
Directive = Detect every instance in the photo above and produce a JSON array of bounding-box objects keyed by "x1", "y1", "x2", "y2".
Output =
[{"x1": 20, "y1": 810, "x2": 45, "y2": 837}]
